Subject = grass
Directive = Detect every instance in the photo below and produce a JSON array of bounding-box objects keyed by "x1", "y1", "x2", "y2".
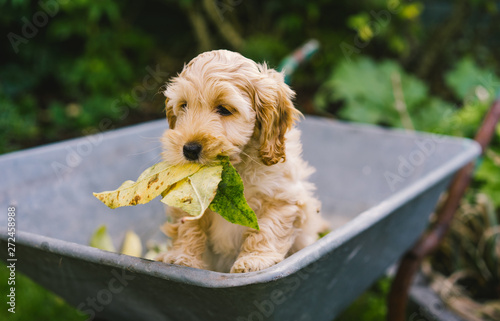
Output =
[
  {"x1": 336, "y1": 277, "x2": 391, "y2": 321},
  {"x1": 0, "y1": 267, "x2": 86, "y2": 321}
]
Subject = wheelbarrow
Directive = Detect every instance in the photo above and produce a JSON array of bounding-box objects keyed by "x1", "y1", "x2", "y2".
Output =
[{"x1": 0, "y1": 115, "x2": 480, "y2": 321}]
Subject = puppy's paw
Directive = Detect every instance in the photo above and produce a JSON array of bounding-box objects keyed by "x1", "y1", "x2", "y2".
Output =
[
  {"x1": 156, "y1": 251, "x2": 207, "y2": 270},
  {"x1": 230, "y1": 253, "x2": 283, "y2": 273}
]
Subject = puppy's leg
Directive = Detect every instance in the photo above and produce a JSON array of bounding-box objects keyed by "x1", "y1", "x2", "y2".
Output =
[
  {"x1": 231, "y1": 200, "x2": 301, "y2": 273},
  {"x1": 156, "y1": 210, "x2": 208, "y2": 270}
]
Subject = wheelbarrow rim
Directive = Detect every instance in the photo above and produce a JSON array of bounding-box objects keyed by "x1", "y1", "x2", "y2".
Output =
[{"x1": 5, "y1": 136, "x2": 478, "y2": 289}]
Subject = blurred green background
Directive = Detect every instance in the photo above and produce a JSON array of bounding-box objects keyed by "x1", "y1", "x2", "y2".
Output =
[{"x1": 1, "y1": 0, "x2": 499, "y2": 320}]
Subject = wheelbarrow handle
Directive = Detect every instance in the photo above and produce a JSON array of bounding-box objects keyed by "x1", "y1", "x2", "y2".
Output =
[
  {"x1": 278, "y1": 39, "x2": 320, "y2": 85},
  {"x1": 387, "y1": 95, "x2": 500, "y2": 321}
]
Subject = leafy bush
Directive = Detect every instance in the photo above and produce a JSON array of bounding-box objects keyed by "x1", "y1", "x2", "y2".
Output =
[
  {"x1": 442, "y1": 57, "x2": 500, "y2": 207},
  {"x1": 2, "y1": 0, "x2": 500, "y2": 154},
  {"x1": 336, "y1": 277, "x2": 391, "y2": 321},
  {"x1": 314, "y1": 57, "x2": 454, "y2": 131},
  {"x1": 0, "y1": 0, "x2": 182, "y2": 154},
  {"x1": 315, "y1": 55, "x2": 500, "y2": 206}
]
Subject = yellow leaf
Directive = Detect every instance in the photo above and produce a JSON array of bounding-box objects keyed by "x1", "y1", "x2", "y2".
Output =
[
  {"x1": 120, "y1": 230, "x2": 142, "y2": 257},
  {"x1": 89, "y1": 225, "x2": 116, "y2": 252},
  {"x1": 161, "y1": 165, "x2": 222, "y2": 218},
  {"x1": 93, "y1": 162, "x2": 204, "y2": 209}
]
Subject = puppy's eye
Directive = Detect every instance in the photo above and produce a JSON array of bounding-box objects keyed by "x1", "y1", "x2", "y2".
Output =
[
  {"x1": 216, "y1": 105, "x2": 232, "y2": 116},
  {"x1": 180, "y1": 103, "x2": 187, "y2": 109}
]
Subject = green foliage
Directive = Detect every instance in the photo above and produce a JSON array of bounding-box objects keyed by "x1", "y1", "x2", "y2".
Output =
[
  {"x1": 3, "y1": 0, "x2": 499, "y2": 156},
  {"x1": 442, "y1": 58, "x2": 500, "y2": 206},
  {"x1": 475, "y1": 152, "x2": 500, "y2": 207},
  {"x1": 0, "y1": 95, "x2": 39, "y2": 152},
  {"x1": 341, "y1": 0, "x2": 426, "y2": 58},
  {"x1": 0, "y1": 268, "x2": 87, "y2": 321},
  {"x1": 316, "y1": 55, "x2": 500, "y2": 206},
  {"x1": 242, "y1": 34, "x2": 290, "y2": 67},
  {"x1": 437, "y1": 100, "x2": 490, "y2": 138},
  {"x1": 1, "y1": 0, "x2": 169, "y2": 154},
  {"x1": 315, "y1": 57, "x2": 454, "y2": 132},
  {"x1": 445, "y1": 57, "x2": 500, "y2": 101},
  {"x1": 336, "y1": 277, "x2": 391, "y2": 321}
]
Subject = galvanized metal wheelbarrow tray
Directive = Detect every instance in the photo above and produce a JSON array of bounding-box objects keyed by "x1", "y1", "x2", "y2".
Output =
[{"x1": 0, "y1": 116, "x2": 480, "y2": 321}]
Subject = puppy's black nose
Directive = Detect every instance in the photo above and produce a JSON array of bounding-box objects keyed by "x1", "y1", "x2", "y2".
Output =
[{"x1": 183, "y1": 142, "x2": 202, "y2": 161}]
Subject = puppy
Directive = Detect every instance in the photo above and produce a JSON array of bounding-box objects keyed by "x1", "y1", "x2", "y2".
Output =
[{"x1": 156, "y1": 50, "x2": 328, "y2": 273}]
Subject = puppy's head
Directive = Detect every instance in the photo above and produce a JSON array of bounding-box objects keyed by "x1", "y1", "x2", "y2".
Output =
[{"x1": 161, "y1": 50, "x2": 301, "y2": 166}]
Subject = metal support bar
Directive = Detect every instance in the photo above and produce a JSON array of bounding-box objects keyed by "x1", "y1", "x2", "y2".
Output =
[{"x1": 387, "y1": 97, "x2": 500, "y2": 321}]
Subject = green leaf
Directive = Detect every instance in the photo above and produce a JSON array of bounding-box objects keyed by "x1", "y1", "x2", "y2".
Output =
[
  {"x1": 89, "y1": 225, "x2": 116, "y2": 252},
  {"x1": 209, "y1": 157, "x2": 259, "y2": 230},
  {"x1": 475, "y1": 154, "x2": 500, "y2": 207},
  {"x1": 445, "y1": 57, "x2": 500, "y2": 100},
  {"x1": 315, "y1": 56, "x2": 453, "y2": 132}
]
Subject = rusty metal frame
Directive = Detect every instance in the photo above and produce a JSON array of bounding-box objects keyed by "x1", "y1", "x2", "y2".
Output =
[{"x1": 387, "y1": 96, "x2": 500, "y2": 321}]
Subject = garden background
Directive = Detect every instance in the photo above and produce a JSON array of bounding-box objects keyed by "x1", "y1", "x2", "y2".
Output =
[{"x1": 1, "y1": 0, "x2": 499, "y2": 320}]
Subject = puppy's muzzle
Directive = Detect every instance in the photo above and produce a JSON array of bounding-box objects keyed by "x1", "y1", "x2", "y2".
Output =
[{"x1": 183, "y1": 142, "x2": 202, "y2": 161}]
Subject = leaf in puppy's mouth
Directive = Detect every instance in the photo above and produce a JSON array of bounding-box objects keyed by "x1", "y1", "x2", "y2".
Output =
[
  {"x1": 93, "y1": 162, "x2": 203, "y2": 209},
  {"x1": 209, "y1": 156, "x2": 259, "y2": 230},
  {"x1": 93, "y1": 156, "x2": 259, "y2": 229},
  {"x1": 161, "y1": 165, "x2": 222, "y2": 218}
]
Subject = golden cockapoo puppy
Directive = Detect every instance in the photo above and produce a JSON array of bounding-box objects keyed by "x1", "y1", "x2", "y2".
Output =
[{"x1": 156, "y1": 50, "x2": 329, "y2": 273}]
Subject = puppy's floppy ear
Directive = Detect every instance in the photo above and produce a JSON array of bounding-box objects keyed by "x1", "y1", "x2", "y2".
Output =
[
  {"x1": 165, "y1": 97, "x2": 177, "y2": 129},
  {"x1": 253, "y1": 64, "x2": 302, "y2": 166}
]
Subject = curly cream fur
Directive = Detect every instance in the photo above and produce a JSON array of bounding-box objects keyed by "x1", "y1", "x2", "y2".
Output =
[{"x1": 157, "y1": 50, "x2": 328, "y2": 273}]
